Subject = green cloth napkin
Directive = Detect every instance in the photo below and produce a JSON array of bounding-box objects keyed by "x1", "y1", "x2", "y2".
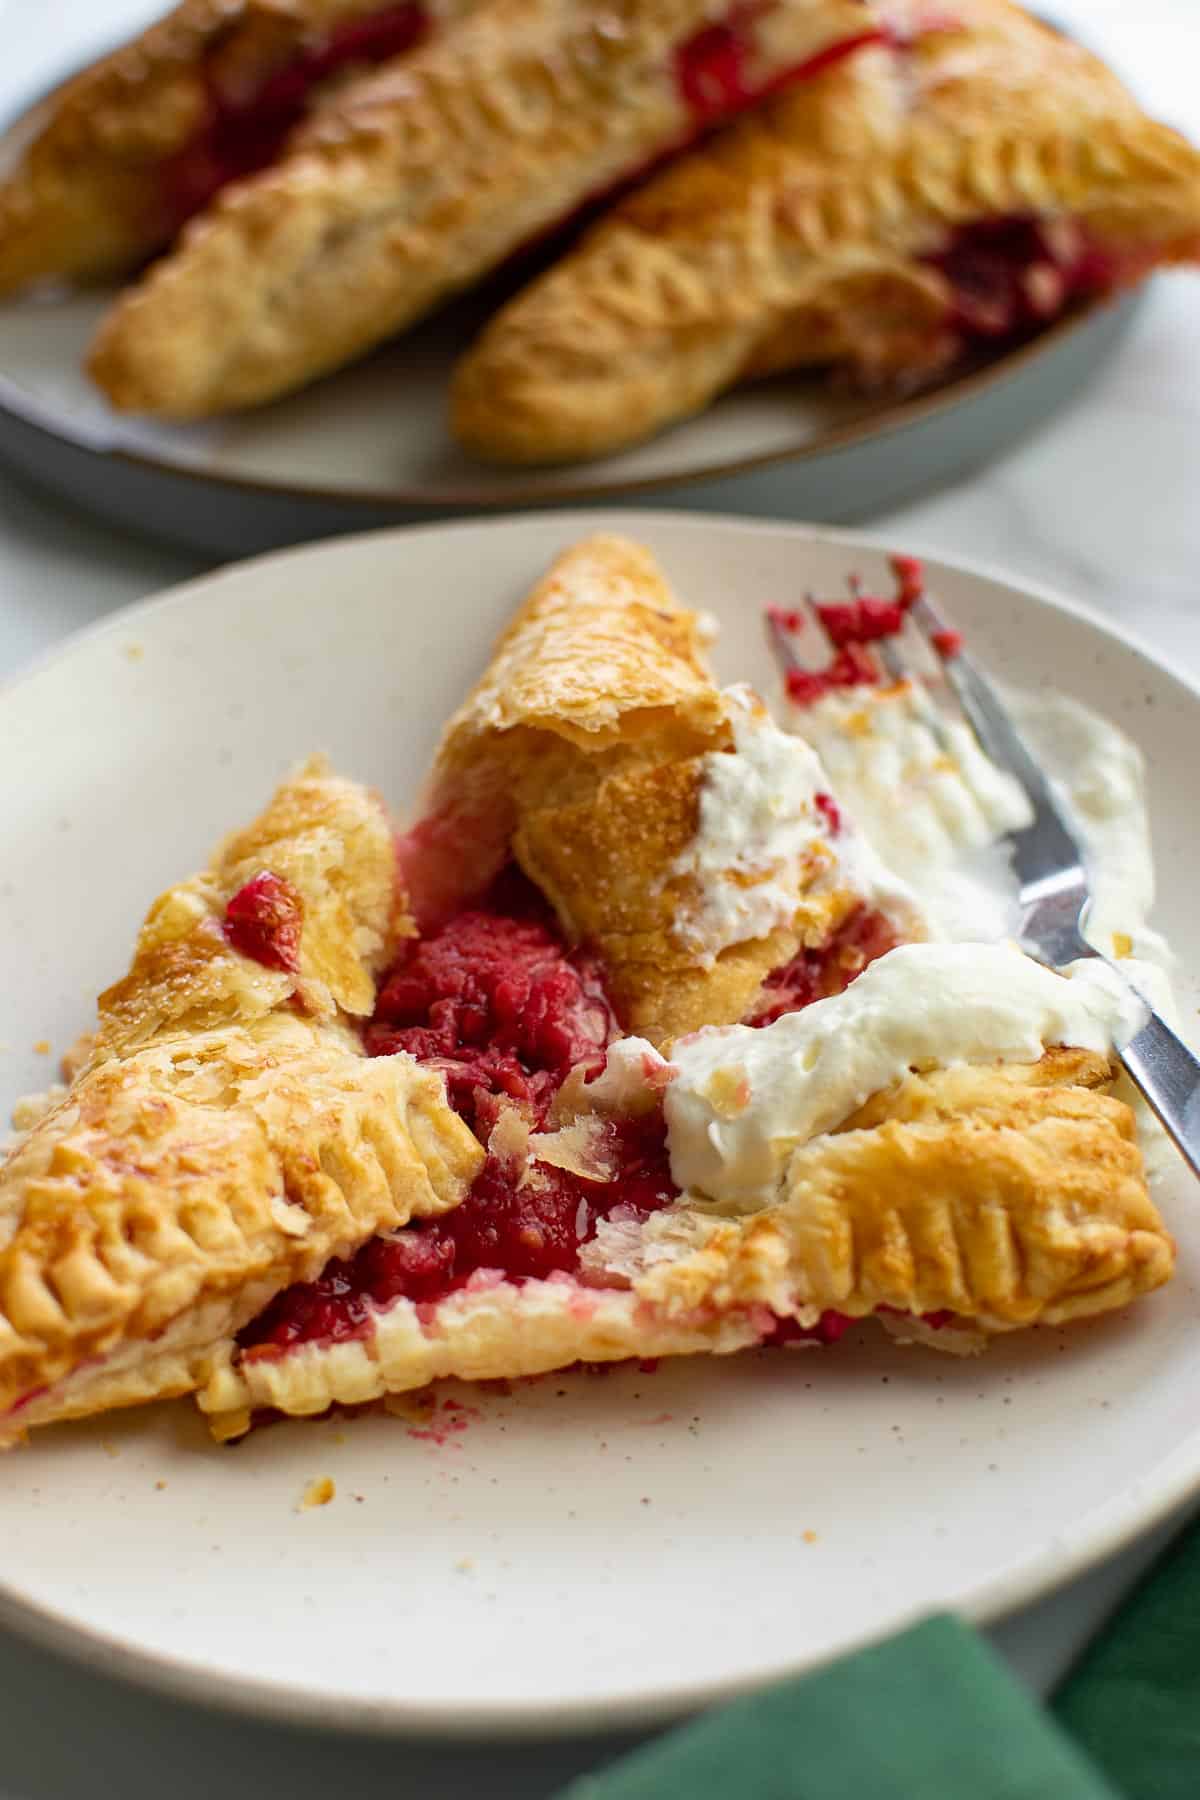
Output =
[
  {"x1": 1054, "y1": 1515, "x2": 1200, "y2": 1800},
  {"x1": 561, "y1": 1616, "x2": 1120, "y2": 1800}
]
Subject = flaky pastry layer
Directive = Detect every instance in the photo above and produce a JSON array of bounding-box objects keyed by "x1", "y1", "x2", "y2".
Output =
[
  {"x1": 198, "y1": 1049, "x2": 1173, "y2": 1438},
  {"x1": 453, "y1": 0, "x2": 1200, "y2": 463},
  {"x1": 417, "y1": 534, "x2": 859, "y2": 1045},
  {"x1": 0, "y1": 758, "x2": 482, "y2": 1434}
]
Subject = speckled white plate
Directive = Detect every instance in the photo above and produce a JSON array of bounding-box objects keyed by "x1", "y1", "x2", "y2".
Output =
[{"x1": 1, "y1": 513, "x2": 1198, "y2": 1739}]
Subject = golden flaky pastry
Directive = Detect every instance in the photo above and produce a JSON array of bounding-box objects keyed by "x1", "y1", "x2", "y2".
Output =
[
  {"x1": 0, "y1": 0, "x2": 480, "y2": 294},
  {"x1": 406, "y1": 533, "x2": 917, "y2": 1048},
  {"x1": 85, "y1": 0, "x2": 901, "y2": 416},
  {"x1": 198, "y1": 1048, "x2": 1173, "y2": 1441},
  {"x1": 0, "y1": 758, "x2": 482, "y2": 1437},
  {"x1": 452, "y1": 0, "x2": 1200, "y2": 464}
]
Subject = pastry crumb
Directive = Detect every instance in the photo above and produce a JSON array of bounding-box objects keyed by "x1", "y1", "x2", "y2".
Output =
[
  {"x1": 384, "y1": 1388, "x2": 435, "y2": 1422},
  {"x1": 299, "y1": 1476, "x2": 336, "y2": 1511},
  {"x1": 101, "y1": 1439, "x2": 119, "y2": 1459},
  {"x1": 1112, "y1": 931, "x2": 1134, "y2": 959},
  {"x1": 455, "y1": 1556, "x2": 475, "y2": 1573},
  {"x1": 124, "y1": 644, "x2": 145, "y2": 663},
  {"x1": 154, "y1": 1480, "x2": 167, "y2": 1491},
  {"x1": 32, "y1": 1040, "x2": 51, "y2": 1056},
  {"x1": 10, "y1": 1084, "x2": 67, "y2": 1135},
  {"x1": 803, "y1": 1530, "x2": 818, "y2": 1544},
  {"x1": 332, "y1": 1431, "x2": 347, "y2": 1445}
]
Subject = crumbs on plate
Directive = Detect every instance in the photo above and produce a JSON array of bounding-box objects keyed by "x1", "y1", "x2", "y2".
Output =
[{"x1": 298, "y1": 1476, "x2": 336, "y2": 1512}]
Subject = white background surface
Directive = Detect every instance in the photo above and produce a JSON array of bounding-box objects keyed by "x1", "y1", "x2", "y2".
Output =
[{"x1": 0, "y1": 0, "x2": 1197, "y2": 1794}]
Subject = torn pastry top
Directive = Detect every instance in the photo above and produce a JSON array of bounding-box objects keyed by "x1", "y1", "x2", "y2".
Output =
[
  {"x1": 409, "y1": 535, "x2": 923, "y2": 1046},
  {"x1": 97, "y1": 753, "x2": 412, "y2": 1055}
]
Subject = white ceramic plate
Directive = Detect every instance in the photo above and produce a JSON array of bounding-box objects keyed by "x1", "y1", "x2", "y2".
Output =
[
  {"x1": 1, "y1": 513, "x2": 1198, "y2": 1739},
  {"x1": 0, "y1": 0, "x2": 1142, "y2": 554}
]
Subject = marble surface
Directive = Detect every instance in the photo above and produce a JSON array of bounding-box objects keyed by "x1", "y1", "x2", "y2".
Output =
[{"x1": 0, "y1": 0, "x2": 1197, "y2": 1793}]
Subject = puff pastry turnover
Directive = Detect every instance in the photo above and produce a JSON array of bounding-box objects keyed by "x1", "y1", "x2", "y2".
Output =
[
  {"x1": 2, "y1": 536, "x2": 1177, "y2": 1446},
  {"x1": 0, "y1": 0, "x2": 481, "y2": 294},
  {"x1": 85, "y1": 0, "x2": 904, "y2": 416},
  {"x1": 452, "y1": 0, "x2": 1200, "y2": 464},
  {"x1": 198, "y1": 1026, "x2": 1173, "y2": 1442},
  {"x1": 405, "y1": 533, "x2": 921, "y2": 1047},
  {"x1": 0, "y1": 757, "x2": 482, "y2": 1435}
]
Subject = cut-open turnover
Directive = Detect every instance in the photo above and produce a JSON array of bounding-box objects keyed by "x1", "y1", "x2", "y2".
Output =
[{"x1": 0, "y1": 535, "x2": 1173, "y2": 1444}]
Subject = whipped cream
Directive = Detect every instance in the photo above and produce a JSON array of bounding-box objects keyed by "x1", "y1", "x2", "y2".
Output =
[
  {"x1": 787, "y1": 678, "x2": 1170, "y2": 990},
  {"x1": 672, "y1": 685, "x2": 927, "y2": 961},
  {"x1": 1005, "y1": 690, "x2": 1164, "y2": 960},
  {"x1": 663, "y1": 943, "x2": 1147, "y2": 1206},
  {"x1": 794, "y1": 682, "x2": 1033, "y2": 883}
]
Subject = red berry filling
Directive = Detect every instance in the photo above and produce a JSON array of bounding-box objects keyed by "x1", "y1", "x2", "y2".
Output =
[
  {"x1": 238, "y1": 871, "x2": 678, "y2": 1355},
  {"x1": 764, "y1": 1310, "x2": 856, "y2": 1347},
  {"x1": 784, "y1": 644, "x2": 881, "y2": 705},
  {"x1": 890, "y1": 555, "x2": 925, "y2": 606},
  {"x1": 223, "y1": 870, "x2": 304, "y2": 973},
  {"x1": 675, "y1": 17, "x2": 889, "y2": 125},
  {"x1": 363, "y1": 870, "x2": 614, "y2": 1135},
  {"x1": 780, "y1": 560, "x2": 922, "y2": 706},
  {"x1": 747, "y1": 902, "x2": 902, "y2": 1024},
  {"x1": 927, "y1": 215, "x2": 1122, "y2": 348},
  {"x1": 161, "y1": 5, "x2": 430, "y2": 230},
  {"x1": 814, "y1": 596, "x2": 906, "y2": 649},
  {"x1": 526, "y1": 23, "x2": 893, "y2": 262},
  {"x1": 814, "y1": 791, "x2": 842, "y2": 836},
  {"x1": 238, "y1": 844, "x2": 909, "y2": 1363}
]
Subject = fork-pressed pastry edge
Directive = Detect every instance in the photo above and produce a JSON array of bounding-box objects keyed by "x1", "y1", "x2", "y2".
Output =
[
  {"x1": 85, "y1": 0, "x2": 892, "y2": 416},
  {"x1": 452, "y1": 0, "x2": 1200, "y2": 464},
  {"x1": 198, "y1": 1049, "x2": 1171, "y2": 1439}
]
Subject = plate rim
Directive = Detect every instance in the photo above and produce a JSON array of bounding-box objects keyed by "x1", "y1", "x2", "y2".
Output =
[
  {"x1": 0, "y1": 18, "x2": 1139, "y2": 519},
  {"x1": 0, "y1": 285, "x2": 1134, "y2": 513},
  {"x1": 1, "y1": 507, "x2": 1198, "y2": 1740}
]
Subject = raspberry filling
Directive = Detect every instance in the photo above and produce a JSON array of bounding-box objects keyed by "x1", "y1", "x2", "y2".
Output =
[
  {"x1": 238, "y1": 856, "x2": 908, "y2": 1361},
  {"x1": 514, "y1": 22, "x2": 893, "y2": 268},
  {"x1": 747, "y1": 902, "x2": 902, "y2": 1025},
  {"x1": 674, "y1": 15, "x2": 888, "y2": 124},
  {"x1": 779, "y1": 557, "x2": 923, "y2": 706},
  {"x1": 239, "y1": 872, "x2": 680, "y2": 1356},
  {"x1": 222, "y1": 870, "x2": 304, "y2": 973},
  {"x1": 161, "y1": 5, "x2": 430, "y2": 230},
  {"x1": 927, "y1": 215, "x2": 1123, "y2": 348}
]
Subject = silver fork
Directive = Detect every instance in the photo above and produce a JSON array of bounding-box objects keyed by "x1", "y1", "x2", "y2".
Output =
[{"x1": 769, "y1": 572, "x2": 1200, "y2": 1178}]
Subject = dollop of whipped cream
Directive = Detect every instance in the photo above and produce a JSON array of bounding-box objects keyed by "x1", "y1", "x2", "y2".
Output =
[
  {"x1": 663, "y1": 943, "x2": 1147, "y2": 1206},
  {"x1": 794, "y1": 683, "x2": 1033, "y2": 882},
  {"x1": 672, "y1": 685, "x2": 926, "y2": 960}
]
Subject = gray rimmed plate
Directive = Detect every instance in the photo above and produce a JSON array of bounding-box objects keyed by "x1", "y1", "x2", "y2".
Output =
[{"x1": 0, "y1": 0, "x2": 1142, "y2": 556}]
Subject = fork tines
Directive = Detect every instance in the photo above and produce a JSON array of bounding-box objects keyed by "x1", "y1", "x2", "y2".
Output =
[{"x1": 766, "y1": 556, "x2": 957, "y2": 707}]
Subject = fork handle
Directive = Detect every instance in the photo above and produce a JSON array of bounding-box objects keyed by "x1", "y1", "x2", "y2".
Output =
[{"x1": 1119, "y1": 1011, "x2": 1200, "y2": 1181}]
